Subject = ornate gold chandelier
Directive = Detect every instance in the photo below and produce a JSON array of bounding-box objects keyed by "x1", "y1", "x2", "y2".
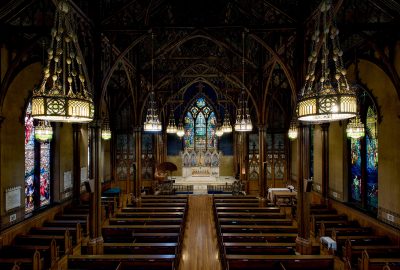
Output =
[
  {"x1": 32, "y1": 1, "x2": 93, "y2": 123},
  {"x1": 222, "y1": 106, "x2": 232, "y2": 133},
  {"x1": 34, "y1": 121, "x2": 53, "y2": 142},
  {"x1": 176, "y1": 121, "x2": 185, "y2": 137},
  {"x1": 346, "y1": 115, "x2": 365, "y2": 139},
  {"x1": 166, "y1": 107, "x2": 177, "y2": 134},
  {"x1": 297, "y1": 0, "x2": 357, "y2": 123},
  {"x1": 101, "y1": 118, "x2": 112, "y2": 140},
  {"x1": 288, "y1": 120, "x2": 298, "y2": 140}
]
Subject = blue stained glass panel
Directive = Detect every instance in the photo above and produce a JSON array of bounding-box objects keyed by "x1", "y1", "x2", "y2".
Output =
[
  {"x1": 350, "y1": 138, "x2": 362, "y2": 203},
  {"x1": 40, "y1": 143, "x2": 51, "y2": 207},
  {"x1": 366, "y1": 107, "x2": 378, "y2": 209},
  {"x1": 207, "y1": 112, "x2": 216, "y2": 149},
  {"x1": 184, "y1": 112, "x2": 194, "y2": 149},
  {"x1": 196, "y1": 97, "x2": 206, "y2": 108},
  {"x1": 25, "y1": 103, "x2": 35, "y2": 213}
]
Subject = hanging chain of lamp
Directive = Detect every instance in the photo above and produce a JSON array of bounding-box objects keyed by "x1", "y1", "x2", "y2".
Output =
[
  {"x1": 297, "y1": 0, "x2": 357, "y2": 123},
  {"x1": 35, "y1": 120, "x2": 53, "y2": 142},
  {"x1": 31, "y1": 0, "x2": 93, "y2": 123},
  {"x1": 143, "y1": 32, "x2": 162, "y2": 132},
  {"x1": 234, "y1": 32, "x2": 253, "y2": 132}
]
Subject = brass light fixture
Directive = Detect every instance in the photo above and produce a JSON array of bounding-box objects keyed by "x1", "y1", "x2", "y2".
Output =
[
  {"x1": 216, "y1": 125, "x2": 224, "y2": 137},
  {"x1": 34, "y1": 121, "x2": 53, "y2": 142},
  {"x1": 176, "y1": 121, "x2": 185, "y2": 137},
  {"x1": 222, "y1": 105, "x2": 232, "y2": 133},
  {"x1": 31, "y1": 0, "x2": 93, "y2": 123},
  {"x1": 101, "y1": 118, "x2": 112, "y2": 140},
  {"x1": 288, "y1": 120, "x2": 298, "y2": 140},
  {"x1": 166, "y1": 106, "x2": 177, "y2": 134},
  {"x1": 143, "y1": 33, "x2": 162, "y2": 132},
  {"x1": 346, "y1": 114, "x2": 365, "y2": 139},
  {"x1": 235, "y1": 32, "x2": 253, "y2": 132},
  {"x1": 297, "y1": 0, "x2": 357, "y2": 123}
]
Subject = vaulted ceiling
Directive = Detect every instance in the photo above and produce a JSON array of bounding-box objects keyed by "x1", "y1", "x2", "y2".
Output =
[{"x1": 1, "y1": 0, "x2": 399, "y2": 128}]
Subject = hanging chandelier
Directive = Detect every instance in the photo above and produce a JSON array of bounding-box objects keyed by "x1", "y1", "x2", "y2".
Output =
[
  {"x1": 222, "y1": 106, "x2": 232, "y2": 133},
  {"x1": 101, "y1": 118, "x2": 112, "y2": 140},
  {"x1": 34, "y1": 121, "x2": 53, "y2": 142},
  {"x1": 143, "y1": 33, "x2": 162, "y2": 132},
  {"x1": 288, "y1": 120, "x2": 298, "y2": 140},
  {"x1": 166, "y1": 107, "x2": 177, "y2": 134},
  {"x1": 216, "y1": 125, "x2": 224, "y2": 137},
  {"x1": 31, "y1": 1, "x2": 93, "y2": 123},
  {"x1": 297, "y1": 0, "x2": 357, "y2": 123},
  {"x1": 346, "y1": 115, "x2": 365, "y2": 139},
  {"x1": 235, "y1": 32, "x2": 253, "y2": 132},
  {"x1": 176, "y1": 121, "x2": 185, "y2": 137}
]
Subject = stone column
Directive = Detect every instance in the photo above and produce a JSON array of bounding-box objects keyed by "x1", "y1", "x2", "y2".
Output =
[
  {"x1": 72, "y1": 124, "x2": 82, "y2": 205},
  {"x1": 295, "y1": 123, "x2": 312, "y2": 254},
  {"x1": 258, "y1": 125, "x2": 267, "y2": 199},
  {"x1": 134, "y1": 127, "x2": 142, "y2": 199},
  {"x1": 87, "y1": 119, "x2": 103, "y2": 255},
  {"x1": 321, "y1": 123, "x2": 330, "y2": 204}
]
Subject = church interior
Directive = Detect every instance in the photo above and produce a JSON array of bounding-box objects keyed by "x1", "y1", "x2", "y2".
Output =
[{"x1": 0, "y1": 0, "x2": 399, "y2": 269}]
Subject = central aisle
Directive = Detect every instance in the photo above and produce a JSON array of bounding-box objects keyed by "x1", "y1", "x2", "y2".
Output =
[{"x1": 179, "y1": 195, "x2": 222, "y2": 270}]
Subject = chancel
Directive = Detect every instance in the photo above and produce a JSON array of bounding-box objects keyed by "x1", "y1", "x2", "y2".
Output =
[{"x1": 0, "y1": 0, "x2": 399, "y2": 270}]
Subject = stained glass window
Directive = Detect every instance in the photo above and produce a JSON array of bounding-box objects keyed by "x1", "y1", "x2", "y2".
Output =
[
  {"x1": 366, "y1": 107, "x2": 378, "y2": 209},
  {"x1": 184, "y1": 97, "x2": 217, "y2": 150},
  {"x1": 25, "y1": 102, "x2": 52, "y2": 213},
  {"x1": 349, "y1": 104, "x2": 378, "y2": 212}
]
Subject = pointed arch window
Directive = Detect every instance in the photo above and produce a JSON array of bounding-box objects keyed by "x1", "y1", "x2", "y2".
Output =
[
  {"x1": 25, "y1": 102, "x2": 52, "y2": 213},
  {"x1": 349, "y1": 104, "x2": 378, "y2": 213},
  {"x1": 184, "y1": 97, "x2": 217, "y2": 150}
]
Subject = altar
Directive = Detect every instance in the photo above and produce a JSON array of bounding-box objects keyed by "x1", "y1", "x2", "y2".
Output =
[{"x1": 181, "y1": 149, "x2": 220, "y2": 178}]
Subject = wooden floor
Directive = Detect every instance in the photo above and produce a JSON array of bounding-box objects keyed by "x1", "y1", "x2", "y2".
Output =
[{"x1": 179, "y1": 195, "x2": 222, "y2": 270}]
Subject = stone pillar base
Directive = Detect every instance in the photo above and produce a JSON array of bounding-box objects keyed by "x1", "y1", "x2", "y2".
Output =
[
  {"x1": 87, "y1": 236, "x2": 104, "y2": 255},
  {"x1": 296, "y1": 236, "x2": 312, "y2": 255}
]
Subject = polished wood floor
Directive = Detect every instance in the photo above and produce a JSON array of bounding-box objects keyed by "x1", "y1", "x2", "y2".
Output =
[{"x1": 179, "y1": 195, "x2": 222, "y2": 270}]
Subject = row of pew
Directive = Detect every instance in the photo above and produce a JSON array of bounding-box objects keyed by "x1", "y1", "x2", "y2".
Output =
[
  {"x1": 67, "y1": 195, "x2": 189, "y2": 270},
  {"x1": 313, "y1": 204, "x2": 400, "y2": 270},
  {"x1": 0, "y1": 204, "x2": 89, "y2": 270},
  {"x1": 213, "y1": 195, "x2": 335, "y2": 270}
]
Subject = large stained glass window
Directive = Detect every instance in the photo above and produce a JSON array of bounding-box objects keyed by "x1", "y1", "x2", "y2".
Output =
[
  {"x1": 349, "y1": 104, "x2": 378, "y2": 212},
  {"x1": 25, "y1": 102, "x2": 52, "y2": 213},
  {"x1": 366, "y1": 107, "x2": 378, "y2": 209},
  {"x1": 184, "y1": 97, "x2": 217, "y2": 150}
]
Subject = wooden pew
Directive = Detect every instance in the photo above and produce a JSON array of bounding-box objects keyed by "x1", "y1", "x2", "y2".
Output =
[
  {"x1": 139, "y1": 202, "x2": 187, "y2": 207},
  {"x1": 319, "y1": 220, "x2": 360, "y2": 236},
  {"x1": 68, "y1": 254, "x2": 175, "y2": 270},
  {"x1": 214, "y1": 202, "x2": 261, "y2": 208},
  {"x1": 116, "y1": 211, "x2": 184, "y2": 219},
  {"x1": 14, "y1": 231, "x2": 71, "y2": 256},
  {"x1": 103, "y1": 242, "x2": 178, "y2": 255},
  {"x1": 109, "y1": 217, "x2": 183, "y2": 226},
  {"x1": 220, "y1": 225, "x2": 298, "y2": 234},
  {"x1": 310, "y1": 214, "x2": 348, "y2": 236},
  {"x1": 0, "y1": 250, "x2": 42, "y2": 270},
  {"x1": 30, "y1": 223, "x2": 82, "y2": 245},
  {"x1": 224, "y1": 242, "x2": 296, "y2": 255},
  {"x1": 103, "y1": 232, "x2": 180, "y2": 243},
  {"x1": 344, "y1": 238, "x2": 400, "y2": 268},
  {"x1": 102, "y1": 225, "x2": 182, "y2": 243},
  {"x1": 6, "y1": 243, "x2": 57, "y2": 269},
  {"x1": 122, "y1": 207, "x2": 185, "y2": 213},
  {"x1": 218, "y1": 218, "x2": 292, "y2": 226},
  {"x1": 359, "y1": 249, "x2": 400, "y2": 270},
  {"x1": 221, "y1": 233, "x2": 298, "y2": 243},
  {"x1": 215, "y1": 207, "x2": 281, "y2": 213},
  {"x1": 45, "y1": 218, "x2": 88, "y2": 235},
  {"x1": 225, "y1": 254, "x2": 334, "y2": 270},
  {"x1": 217, "y1": 212, "x2": 286, "y2": 219}
]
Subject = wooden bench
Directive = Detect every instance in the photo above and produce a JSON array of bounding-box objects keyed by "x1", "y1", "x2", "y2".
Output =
[
  {"x1": 0, "y1": 250, "x2": 42, "y2": 270},
  {"x1": 319, "y1": 220, "x2": 360, "y2": 236},
  {"x1": 14, "y1": 231, "x2": 71, "y2": 256},
  {"x1": 214, "y1": 202, "x2": 261, "y2": 208},
  {"x1": 103, "y1": 232, "x2": 180, "y2": 243},
  {"x1": 45, "y1": 219, "x2": 88, "y2": 235},
  {"x1": 224, "y1": 242, "x2": 296, "y2": 255},
  {"x1": 102, "y1": 225, "x2": 182, "y2": 243},
  {"x1": 138, "y1": 202, "x2": 187, "y2": 207},
  {"x1": 221, "y1": 233, "x2": 298, "y2": 243},
  {"x1": 225, "y1": 254, "x2": 334, "y2": 270},
  {"x1": 218, "y1": 218, "x2": 292, "y2": 226},
  {"x1": 310, "y1": 214, "x2": 348, "y2": 236},
  {"x1": 121, "y1": 207, "x2": 186, "y2": 213},
  {"x1": 215, "y1": 207, "x2": 281, "y2": 213},
  {"x1": 116, "y1": 211, "x2": 184, "y2": 219},
  {"x1": 358, "y1": 249, "x2": 400, "y2": 270},
  {"x1": 68, "y1": 254, "x2": 175, "y2": 270},
  {"x1": 109, "y1": 217, "x2": 183, "y2": 226},
  {"x1": 335, "y1": 236, "x2": 391, "y2": 257},
  {"x1": 217, "y1": 212, "x2": 286, "y2": 219},
  {"x1": 30, "y1": 223, "x2": 82, "y2": 245},
  {"x1": 103, "y1": 242, "x2": 178, "y2": 255},
  {"x1": 220, "y1": 225, "x2": 298, "y2": 234}
]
